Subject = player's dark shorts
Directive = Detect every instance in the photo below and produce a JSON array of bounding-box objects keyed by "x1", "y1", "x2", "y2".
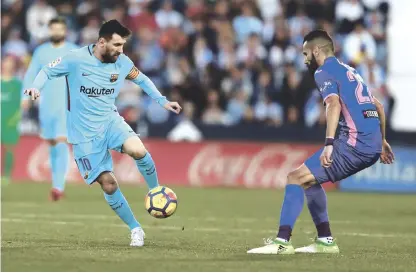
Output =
[{"x1": 305, "y1": 139, "x2": 380, "y2": 184}]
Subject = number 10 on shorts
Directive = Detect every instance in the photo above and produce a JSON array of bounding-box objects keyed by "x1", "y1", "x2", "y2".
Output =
[{"x1": 76, "y1": 158, "x2": 92, "y2": 173}]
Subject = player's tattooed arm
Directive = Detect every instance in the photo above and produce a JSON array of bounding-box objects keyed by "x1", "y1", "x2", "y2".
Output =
[
  {"x1": 320, "y1": 95, "x2": 341, "y2": 168},
  {"x1": 126, "y1": 66, "x2": 182, "y2": 114},
  {"x1": 373, "y1": 96, "x2": 386, "y2": 140},
  {"x1": 324, "y1": 95, "x2": 341, "y2": 139}
]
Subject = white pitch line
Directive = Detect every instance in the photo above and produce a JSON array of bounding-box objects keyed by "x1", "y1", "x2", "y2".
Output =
[
  {"x1": 3, "y1": 212, "x2": 358, "y2": 225},
  {"x1": 2, "y1": 217, "x2": 415, "y2": 239}
]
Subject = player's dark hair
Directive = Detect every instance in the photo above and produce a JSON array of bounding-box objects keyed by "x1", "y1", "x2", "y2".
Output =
[
  {"x1": 99, "y1": 19, "x2": 131, "y2": 41},
  {"x1": 303, "y1": 29, "x2": 334, "y2": 52},
  {"x1": 48, "y1": 16, "x2": 67, "y2": 27}
]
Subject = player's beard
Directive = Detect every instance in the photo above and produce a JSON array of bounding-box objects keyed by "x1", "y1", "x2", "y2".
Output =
[
  {"x1": 50, "y1": 35, "x2": 65, "y2": 44},
  {"x1": 102, "y1": 52, "x2": 120, "y2": 63},
  {"x1": 307, "y1": 55, "x2": 319, "y2": 76}
]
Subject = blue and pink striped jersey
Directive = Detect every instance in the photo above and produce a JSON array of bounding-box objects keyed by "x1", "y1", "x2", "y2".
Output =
[{"x1": 314, "y1": 56, "x2": 382, "y2": 153}]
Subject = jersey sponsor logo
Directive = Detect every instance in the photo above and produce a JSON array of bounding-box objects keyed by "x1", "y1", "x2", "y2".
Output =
[
  {"x1": 80, "y1": 86, "x2": 115, "y2": 97},
  {"x1": 110, "y1": 74, "x2": 119, "y2": 82},
  {"x1": 362, "y1": 109, "x2": 379, "y2": 118}
]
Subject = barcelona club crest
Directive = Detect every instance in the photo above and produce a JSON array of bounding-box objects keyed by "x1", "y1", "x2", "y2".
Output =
[{"x1": 110, "y1": 74, "x2": 119, "y2": 82}]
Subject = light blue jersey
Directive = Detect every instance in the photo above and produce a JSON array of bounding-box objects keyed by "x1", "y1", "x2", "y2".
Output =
[
  {"x1": 33, "y1": 44, "x2": 168, "y2": 145},
  {"x1": 23, "y1": 41, "x2": 78, "y2": 139},
  {"x1": 31, "y1": 44, "x2": 169, "y2": 184}
]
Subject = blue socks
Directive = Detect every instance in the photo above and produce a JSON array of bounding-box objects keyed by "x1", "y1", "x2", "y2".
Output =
[
  {"x1": 104, "y1": 188, "x2": 140, "y2": 230},
  {"x1": 277, "y1": 184, "x2": 304, "y2": 240},
  {"x1": 305, "y1": 183, "x2": 331, "y2": 237},
  {"x1": 50, "y1": 142, "x2": 69, "y2": 192},
  {"x1": 135, "y1": 153, "x2": 159, "y2": 189}
]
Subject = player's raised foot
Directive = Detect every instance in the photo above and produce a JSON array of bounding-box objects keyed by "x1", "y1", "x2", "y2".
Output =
[
  {"x1": 130, "y1": 227, "x2": 145, "y2": 247},
  {"x1": 295, "y1": 237, "x2": 339, "y2": 254},
  {"x1": 49, "y1": 188, "x2": 64, "y2": 201},
  {"x1": 247, "y1": 238, "x2": 295, "y2": 255}
]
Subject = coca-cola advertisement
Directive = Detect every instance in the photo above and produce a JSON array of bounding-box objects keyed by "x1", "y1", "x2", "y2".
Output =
[{"x1": 10, "y1": 136, "x2": 337, "y2": 190}]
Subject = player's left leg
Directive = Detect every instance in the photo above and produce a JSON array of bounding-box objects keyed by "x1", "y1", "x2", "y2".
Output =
[
  {"x1": 106, "y1": 117, "x2": 159, "y2": 189},
  {"x1": 121, "y1": 136, "x2": 160, "y2": 190}
]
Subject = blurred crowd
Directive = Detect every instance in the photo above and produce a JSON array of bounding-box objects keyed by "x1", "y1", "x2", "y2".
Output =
[{"x1": 1, "y1": 0, "x2": 394, "y2": 133}]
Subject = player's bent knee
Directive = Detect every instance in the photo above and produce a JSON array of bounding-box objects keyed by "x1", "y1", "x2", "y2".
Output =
[
  {"x1": 287, "y1": 170, "x2": 301, "y2": 185},
  {"x1": 130, "y1": 148, "x2": 147, "y2": 160},
  {"x1": 122, "y1": 136, "x2": 147, "y2": 159},
  {"x1": 96, "y1": 172, "x2": 118, "y2": 195}
]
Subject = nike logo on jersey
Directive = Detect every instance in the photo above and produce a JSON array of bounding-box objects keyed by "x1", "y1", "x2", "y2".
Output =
[{"x1": 82, "y1": 72, "x2": 91, "y2": 76}]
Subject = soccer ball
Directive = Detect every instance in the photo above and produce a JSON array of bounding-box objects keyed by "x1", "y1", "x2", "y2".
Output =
[{"x1": 145, "y1": 186, "x2": 178, "y2": 218}]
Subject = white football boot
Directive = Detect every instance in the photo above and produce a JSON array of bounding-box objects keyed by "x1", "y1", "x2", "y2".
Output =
[
  {"x1": 295, "y1": 237, "x2": 339, "y2": 254},
  {"x1": 247, "y1": 238, "x2": 295, "y2": 255},
  {"x1": 130, "y1": 227, "x2": 145, "y2": 247}
]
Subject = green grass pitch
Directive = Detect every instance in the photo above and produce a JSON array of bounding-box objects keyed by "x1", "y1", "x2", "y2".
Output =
[{"x1": 2, "y1": 183, "x2": 416, "y2": 271}]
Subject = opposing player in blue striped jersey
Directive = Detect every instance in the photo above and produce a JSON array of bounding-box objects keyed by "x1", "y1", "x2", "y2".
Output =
[
  {"x1": 22, "y1": 17, "x2": 78, "y2": 201},
  {"x1": 247, "y1": 30, "x2": 394, "y2": 255},
  {"x1": 24, "y1": 20, "x2": 182, "y2": 247}
]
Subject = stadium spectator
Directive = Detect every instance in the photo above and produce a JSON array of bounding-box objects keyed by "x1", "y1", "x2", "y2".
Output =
[
  {"x1": 26, "y1": 0, "x2": 57, "y2": 45},
  {"x1": 5, "y1": 0, "x2": 393, "y2": 132}
]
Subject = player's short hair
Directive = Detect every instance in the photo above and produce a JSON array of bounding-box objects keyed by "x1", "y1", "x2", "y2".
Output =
[
  {"x1": 303, "y1": 29, "x2": 334, "y2": 52},
  {"x1": 48, "y1": 16, "x2": 67, "y2": 27},
  {"x1": 99, "y1": 20, "x2": 131, "y2": 41}
]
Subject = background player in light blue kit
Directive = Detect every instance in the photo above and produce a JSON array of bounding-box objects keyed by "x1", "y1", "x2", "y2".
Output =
[
  {"x1": 22, "y1": 17, "x2": 78, "y2": 201},
  {"x1": 247, "y1": 30, "x2": 395, "y2": 255},
  {"x1": 24, "y1": 20, "x2": 182, "y2": 247}
]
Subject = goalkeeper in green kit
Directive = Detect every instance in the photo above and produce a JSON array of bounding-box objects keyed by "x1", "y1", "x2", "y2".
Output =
[{"x1": 1, "y1": 55, "x2": 22, "y2": 184}]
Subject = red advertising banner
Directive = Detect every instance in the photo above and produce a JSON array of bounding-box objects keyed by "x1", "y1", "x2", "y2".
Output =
[{"x1": 8, "y1": 136, "x2": 336, "y2": 190}]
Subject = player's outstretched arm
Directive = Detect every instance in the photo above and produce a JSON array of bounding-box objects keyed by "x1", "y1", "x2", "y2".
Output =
[
  {"x1": 22, "y1": 48, "x2": 42, "y2": 101},
  {"x1": 24, "y1": 54, "x2": 72, "y2": 100},
  {"x1": 126, "y1": 67, "x2": 182, "y2": 114},
  {"x1": 320, "y1": 95, "x2": 341, "y2": 168},
  {"x1": 373, "y1": 97, "x2": 394, "y2": 164}
]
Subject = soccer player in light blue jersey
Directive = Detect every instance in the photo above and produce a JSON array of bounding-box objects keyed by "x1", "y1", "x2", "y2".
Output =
[
  {"x1": 22, "y1": 17, "x2": 78, "y2": 201},
  {"x1": 24, "y1": 20, "x2": 182, "y2": 247}
]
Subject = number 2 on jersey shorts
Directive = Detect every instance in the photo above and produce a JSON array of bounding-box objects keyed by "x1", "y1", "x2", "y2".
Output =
[
  {"x1": 72, "y1": 117, "x2": 137, "y2": 184},
  {"x1": 305, "y1": 139, "x2": 380, "y2": 184}
]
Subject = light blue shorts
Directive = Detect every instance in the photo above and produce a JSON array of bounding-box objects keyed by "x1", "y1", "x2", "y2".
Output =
[
  {"x1": 39, "y1": 110, "x2": 67, "y2": 140},
  {"x1": 72, "y1": 117, "x2": 137, "y2": 184}
]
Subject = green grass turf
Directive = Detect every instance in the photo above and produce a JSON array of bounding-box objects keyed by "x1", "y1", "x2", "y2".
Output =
[{"x1": 2, "y1": 183, "x2": 416, "y2": 271}]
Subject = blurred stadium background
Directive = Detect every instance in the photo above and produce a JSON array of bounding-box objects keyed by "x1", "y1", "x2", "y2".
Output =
[
  {"x1": 1, "y1": 0, "x2": 415, "y2": 191},
  {"x1": 1, "y1": 0, "x2": 416, "y2": 271}
]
